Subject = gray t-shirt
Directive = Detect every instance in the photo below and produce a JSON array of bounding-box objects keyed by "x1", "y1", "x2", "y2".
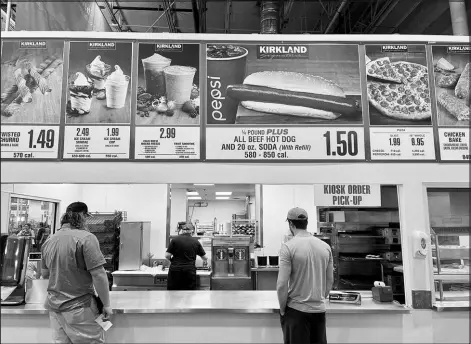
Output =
[
  {"x1": 41, "y1": 224, "x2": 106, "y2": 312},
  {"x1": 279, "y1": 233, "x2": 333, "y2": 313}
]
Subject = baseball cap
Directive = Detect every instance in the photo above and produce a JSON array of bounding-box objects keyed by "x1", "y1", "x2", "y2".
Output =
[
  {"x1": 182, "y1": 222, "x2": 195, "y2": 231},
  {"x1": 66, "y1": 202, "x2": 92, "y2": 217},
  {"x1": 286, "y1": 207, "x2": 308, "y2": 220}
]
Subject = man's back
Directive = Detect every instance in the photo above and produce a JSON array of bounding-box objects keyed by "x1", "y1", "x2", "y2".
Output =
[
  {"x1": 42, "y1": 225, "x2": 104, "y2": 311},
  {"x1": 280, "y1": 234, "x2": 332, "y2": 313}
]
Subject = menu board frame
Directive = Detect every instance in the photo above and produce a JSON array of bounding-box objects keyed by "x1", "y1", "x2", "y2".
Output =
[{"x1": 1, "y1": 32, "x2": 469, "y2": 163}]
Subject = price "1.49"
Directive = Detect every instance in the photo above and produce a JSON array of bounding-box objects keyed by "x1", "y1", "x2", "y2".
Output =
[{"x1": 28, "y1": 129, "x2": 55, "y2": 149}]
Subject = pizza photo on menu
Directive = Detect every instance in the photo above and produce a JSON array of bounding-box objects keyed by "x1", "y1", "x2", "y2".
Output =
[
  {"x1": 365, "y1": 45, "x2": 432, "y2": 126},
  {"x1": 431, "y1": 45, "x2": 470, "y2": 127}
]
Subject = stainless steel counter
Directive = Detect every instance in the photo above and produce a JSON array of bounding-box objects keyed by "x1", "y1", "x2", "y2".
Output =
[
  {"x1": 251, "y1": 267, "x2": 279, "y2": 272},
  {"x1": 1, "y1": 291, "x2": 410, "y2": 315}
]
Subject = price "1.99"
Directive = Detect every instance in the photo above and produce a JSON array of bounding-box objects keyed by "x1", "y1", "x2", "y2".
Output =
[
  {"x1": 389, "y1": 137, "x2": 425, "y2": 146},
  {"x1": 28, "y1": 129, "x2": 55, "y2": 149}
]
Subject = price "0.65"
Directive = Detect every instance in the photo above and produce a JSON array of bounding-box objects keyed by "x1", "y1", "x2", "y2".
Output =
[
  {"x1": 28, "y1": 129, "x2": 55, "y2": 149},
  {"x1": 323, "y1": 131, "x2": 358, "y2": 157}
]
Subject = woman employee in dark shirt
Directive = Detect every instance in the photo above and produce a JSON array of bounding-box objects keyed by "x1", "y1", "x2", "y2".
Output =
[{"x1": 165, "y1": 222, "x2": 208, "y2": 290}]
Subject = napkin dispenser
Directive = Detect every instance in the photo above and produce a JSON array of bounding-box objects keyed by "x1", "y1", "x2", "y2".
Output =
[
  {"x1": 372, "y1": 281, "x2": 393, "y2": 302},
  {"x1": 328, "y1": 291, "x2": 361, "y2": 305}
]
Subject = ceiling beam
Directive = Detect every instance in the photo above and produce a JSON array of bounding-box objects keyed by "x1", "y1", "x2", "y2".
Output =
[
  {"x1": 280, "y1": 0, "x2": 294, "y2": 32},
  {"x1": 422, "y1": 9, "x2": 452, "y2": 35},
  {"x1": 397, "y1": 0, "x2": 449, "y2": 34},
  {"x1": 224, "y1": 0, "x2": 233, "y2": 33},
  {"x1": 324, "y1": 0, "x2": 349, "y2": 34},
  {"x1": 199, "y1": 0, "x2": 207, "y2": 33},
  {"x1": 368, "y1": 0, "x2": 400, "y2": 33},
  {"x1": 98, "y1": 5, "x2": 192, "y2": 13},
  {"x1": 191, "y1": 0, "x2": 200, "y2": 32}
]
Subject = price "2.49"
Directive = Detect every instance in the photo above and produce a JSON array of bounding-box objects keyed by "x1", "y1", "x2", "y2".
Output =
[{"x1": 28, "y1": 129, "x2": 55, "y2": 149}]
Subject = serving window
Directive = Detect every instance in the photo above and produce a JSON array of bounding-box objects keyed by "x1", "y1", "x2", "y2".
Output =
[
  {"x1": 317, "y1": 185, "x2": 405, "y2": 303},
  {"x1": 427, "y1": 188, "x2": 470, "y2": 304},
  {"x1": 8, "y1": 195, "x2": 58, "y2": 253}
]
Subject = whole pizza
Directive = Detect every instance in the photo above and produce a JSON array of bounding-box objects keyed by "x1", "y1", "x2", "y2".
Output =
[{"x1": 366, "y1": 57, "x2": 432, "y2": 121}]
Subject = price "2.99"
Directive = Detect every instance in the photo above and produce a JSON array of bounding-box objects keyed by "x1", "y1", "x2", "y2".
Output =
[
  {"x1": 323, "y1": 131, "x2": 358, "y2": 157},
  {"x1": 28, "y1": 129, "x2": 55, "y2": 149}
]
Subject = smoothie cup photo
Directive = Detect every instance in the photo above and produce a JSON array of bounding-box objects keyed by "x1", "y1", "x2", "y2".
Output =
[
  {"x1": 163, "y1": 65, "x2": 197, "y2": 109},
  {"x1": 206, "y1": 45, "x2": 248, "y2": 124},
  {"x1": 142, "y1": 53, "x2": 172, "y2": 96},
  {"x1": 105, "y1": 65, "x2": 130, "y2": 109}
]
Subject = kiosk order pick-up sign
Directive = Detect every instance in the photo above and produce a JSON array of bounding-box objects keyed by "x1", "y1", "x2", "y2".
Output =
[{"x1": 314, "y1": 184, "x2": 381, "y2": 207}]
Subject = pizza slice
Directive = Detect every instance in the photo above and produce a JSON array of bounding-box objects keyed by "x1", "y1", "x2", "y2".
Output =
[{"x1": 366, "y1": 57, "x2": 402, "y2": 83}]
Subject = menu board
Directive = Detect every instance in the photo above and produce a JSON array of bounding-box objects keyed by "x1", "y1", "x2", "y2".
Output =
[
  {"x1": 1, "y1": 35, "x2": 468, "y2": 163},
  {"x1": 62, "y1": 41, "x2": 133, "y2": 160},
  {"x1": 1, "y1": 40, "x2": 64, "y2": 160},
  {"x1": 205, "y1": 43, "x2": 366, "y2": 161},
  {"x1": 364, "y1": 44, "x2": 436, "y2": 161},
  {"x1": 431, "y1": 45, "x2": 470, "y2": 162},
  {"x1": 134, "y1": 43, "x2": 201, "y2": 160}
]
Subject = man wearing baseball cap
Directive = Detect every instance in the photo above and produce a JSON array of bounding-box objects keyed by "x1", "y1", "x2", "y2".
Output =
[
  {"x1": 41, "y1": 202, "x2": 112, "y2": 343},
  {"x1": 277, "y1": 207, "x2": 333, "y2": 344}
]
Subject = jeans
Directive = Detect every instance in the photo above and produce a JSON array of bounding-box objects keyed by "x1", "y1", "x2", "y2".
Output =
[
  {"x1": 48, "y1": 298, "x2": 105, "y2": 344},
  {"x1": 280, "y1": 306, "x2": 327, "y2": 344}
]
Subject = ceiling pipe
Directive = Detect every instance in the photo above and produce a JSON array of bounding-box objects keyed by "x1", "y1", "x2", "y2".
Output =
[
  {"x1": 260, "y1": 0, "x2": 279, "y2": 34},
  {"x1": 5, "y1": 0, "x2": 11, "y2": 32},
  {"x1": 224, "y1": 0, "x2": 232, "y2": 33},
  {"x1": 191, "y1": 0, "x2": 200, "y2": 32},
  {"x1": 368, "y1": 0, "x2": 400, "y2": 34},
  {"x1": 324, "y1": 0, "x2": 348, "y2": 34},
  {"x1": 389, "y1": 0, "x2": 422, "y2": 34},
  {"x1": 449, "y1": 0, "x2": 469, "y2": 36}
]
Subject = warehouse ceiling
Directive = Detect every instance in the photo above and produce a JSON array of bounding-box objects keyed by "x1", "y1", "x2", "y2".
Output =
[
  {"x1": 93, "y1": 0, "x2": 469, "y2": 35},
  {"x1": 1, "y1": 0, "x2": 470, "y2": 34}
]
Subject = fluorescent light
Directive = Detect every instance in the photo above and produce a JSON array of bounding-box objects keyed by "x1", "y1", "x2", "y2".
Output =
[
  {"x1": 186, "y1": 192, "x2": 199, "y2": 196},
  {"x1": 216, "y1": 192, "x2": 232, "y2": 196},
  {"x1": 216, "y1": 197, "x2": 230, "y2": 200},
  {"x1": 188, "y1": 196, "x2": 202, "y2": 200},
  {"x1": 194, "y1": 184, "x2": 214, "y2": 186}
]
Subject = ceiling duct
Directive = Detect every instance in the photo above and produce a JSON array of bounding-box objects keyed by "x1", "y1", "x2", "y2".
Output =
[{"x1": 260, "y1": 0, "x2": 279, "y2": 34}]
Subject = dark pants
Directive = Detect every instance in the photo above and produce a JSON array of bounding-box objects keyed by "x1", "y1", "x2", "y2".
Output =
[
  {"x1": 280, "y1": 307, "x2": 327, "y2": 344},
  {"x1": 167, "y1": 267, "x2": 197, "y2": 290}
]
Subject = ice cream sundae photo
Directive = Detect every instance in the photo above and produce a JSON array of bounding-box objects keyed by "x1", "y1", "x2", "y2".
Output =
[
  {"x1": 66, "y1": 41, "x2": 132, "y2": 123},
  {"x1": 68, "y1": 72, "x2": 94, "y2": 115},
  {"x1": 85, "y1": 55, "x2": 111, "y2": 99}
]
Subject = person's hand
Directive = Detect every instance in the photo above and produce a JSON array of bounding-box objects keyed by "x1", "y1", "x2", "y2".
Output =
[
  {"x1": 102, "y1": 306, "x2": 113, "y2": 321},
  {"x1": 279, "y1": 309, "x2": 285, "y2": 317}
]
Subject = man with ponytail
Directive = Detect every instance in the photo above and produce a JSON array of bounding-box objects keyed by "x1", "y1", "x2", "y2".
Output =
[{"x1": 41, "y1": 202, "x2": 112, "y2": 344}]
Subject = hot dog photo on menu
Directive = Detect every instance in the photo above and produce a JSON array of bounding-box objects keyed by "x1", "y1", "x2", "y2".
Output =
[
  {"x1": 431, "y1": 45, "x2": 470, "y2": 127},
  {"x1": 206, "y1": 44, "x2": 364, "y2": 125},
  {"x1": 1, "y1": 40, "x2": 64, "y2": 124},
  {"x1": 136, "y1": 43, "x2": 200, "y2": 125},
  {"x1": 66, "y1": 41, "x2": 132, "y2": 124},
  {"x1": 365, "y1": 45, "x2": 433, "y2": 126}
]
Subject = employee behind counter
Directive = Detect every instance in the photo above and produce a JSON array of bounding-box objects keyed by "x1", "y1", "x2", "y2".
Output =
[{"x1": 165, "y1": 222, "x2": 209, "y2": 290}]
